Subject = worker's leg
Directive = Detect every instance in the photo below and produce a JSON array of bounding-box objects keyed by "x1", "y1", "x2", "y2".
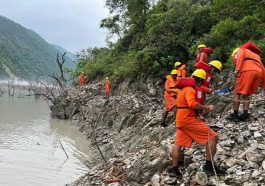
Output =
[
  {"x1": 205, "y1": 136, "x2": 218, "y2": 161},
  {"x1": 168, "y1": 129, "x2": 192, "y2": 177},
  {"x1": 172, "y1": 144, "x2": 181, "y2": 167},
  {"x1": 161, "y1": 110, "x2": 168, "y2": 127},
  {"x1": 233, "y1": 92, "x2": 241, "y2": 114},
  {"x1": 239, "y1": 94, "x2": 250, "y2": 120}
]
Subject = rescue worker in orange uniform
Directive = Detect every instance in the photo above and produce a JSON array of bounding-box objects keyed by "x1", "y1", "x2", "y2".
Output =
[
  {"x1": 79, "y1": 72, "x2": 86, "y2": 85},
  {"x1": 231, "y1": 48, "x2": 239, "y2": 65},
  {"x1": 229, "y1": 42, "x2": 265, "y2": 121},
  {"x1": 194, "y1": 60, "x2": 222, "y2": 120},
  {"x1": 196, "y1": 44, "x2": 207, "y2": 63},
  {"x1": 168, "y1": 69, "x2": 226, "y2": 177},
  {"x1": 105, "y1": 77, "x2": 111, "y2": 98},
  {"x1": 195, "y1": 44, "x2": 214, "y2": 64},
  {"x1": 203, "y1": 60, "x2": 222, "y2": 88},
  {"x1": 161, "y1": 70, "x2": 179, "y2": 127},
  {"x1": 174, "y1": 62, "x2": 187, "y2": 78}
]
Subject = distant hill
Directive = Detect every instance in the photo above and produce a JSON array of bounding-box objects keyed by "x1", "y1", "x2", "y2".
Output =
[{"x1": 0, "y1": 15, "x2": 74, "y2": 80}]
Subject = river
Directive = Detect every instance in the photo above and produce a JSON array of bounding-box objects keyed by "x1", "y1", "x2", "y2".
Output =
[{"x1": 0, "y1": 89, "x2": 90, "y2": 186}]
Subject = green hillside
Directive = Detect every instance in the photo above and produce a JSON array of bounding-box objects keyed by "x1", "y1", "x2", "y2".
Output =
[
  {"x1": 75, "y1": 0, "x2": 265, "y2": 81},
  {"x1": 0, "y1": 15, "x2": 74, "y2": 80}
]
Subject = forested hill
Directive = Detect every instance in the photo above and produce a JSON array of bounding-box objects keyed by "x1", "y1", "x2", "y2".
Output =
[
  {"x1": 0, "y1": 15, "x2": 74, "y2": 80},
  {"x1": 75, "y1": 0, "x2": 265, "y2": 81}
]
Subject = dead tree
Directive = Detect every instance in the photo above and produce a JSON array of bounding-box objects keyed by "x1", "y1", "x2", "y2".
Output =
[
  {"x1": 48, "y1": 52, "x2": 68, "y2": 96},
  {"x1": 30, "y1": 52, "x2": 69, "y2": 107},
  {"x1": 7, "y1": 79, "x2": 15, "y2": 97},
  {"x1": 57, "y1": 52, "x2": 66, "y2": 82}
]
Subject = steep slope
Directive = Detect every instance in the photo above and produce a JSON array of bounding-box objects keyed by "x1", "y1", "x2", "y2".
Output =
[
  {"x1": 49, "y1": 81, "x2": 265, "y2": 186},
  {"x1": 0, "y1": 15, "x2": 72, "y2": 80}
]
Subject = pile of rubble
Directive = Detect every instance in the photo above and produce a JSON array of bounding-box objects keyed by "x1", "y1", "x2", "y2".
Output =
[{"x1": 53, "y1": 84, "x2": 265, "y2": 186}]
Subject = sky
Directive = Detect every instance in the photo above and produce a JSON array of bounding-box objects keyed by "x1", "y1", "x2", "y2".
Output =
[{"x1": 0, "y1": 0, "x2": 109, "y2": 53}]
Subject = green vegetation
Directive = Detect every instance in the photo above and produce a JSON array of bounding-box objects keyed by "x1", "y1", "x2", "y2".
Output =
[
  {"x1": 76, "y1": 0, "x2": 265, "y2": 81},
  {"x1": 0, "y1": 15, "x2": 74, "y2": 80}
]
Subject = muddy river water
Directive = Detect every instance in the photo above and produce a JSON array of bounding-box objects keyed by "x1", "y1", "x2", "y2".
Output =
[{"x1": 0, "y1": 92, "x2": 90, "y2": 186}]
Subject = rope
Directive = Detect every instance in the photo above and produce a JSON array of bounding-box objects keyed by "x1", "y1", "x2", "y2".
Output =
[{"x1": 207, "y1": 127, "x2": 220, "y2": 186}]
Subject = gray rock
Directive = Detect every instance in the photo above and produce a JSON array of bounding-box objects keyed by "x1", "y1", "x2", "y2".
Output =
[
  {"x1": 252, "y1": 170, "x2": 261, "y2": 178},
  {"x1": 257, "y1": 144, "x2": 265, "y2": 150},
  {"x1": 194, "y1": 172, "x2": 208, "y2": 185},
  {"x1": 151, "y1": 174, "x2": 160, "y2": 186},
  {"x1": 107, "y1": 183, "x2": 121, "y2": 186},
  {"x1": 254, "y1": 132, "x2": 262, "y2": 139}
]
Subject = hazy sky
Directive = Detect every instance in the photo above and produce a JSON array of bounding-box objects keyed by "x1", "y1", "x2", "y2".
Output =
[{"x1": 0, "y1": 0, "x2": 109, "y2": 53}]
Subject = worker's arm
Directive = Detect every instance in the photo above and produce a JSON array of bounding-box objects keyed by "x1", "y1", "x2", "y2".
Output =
[
  {"x1": 201, "y1": 86, "x2": 214, "y2": 94},
  {"x1": 165, "y1": 87, "x2": 178, "y2": 94},
  {"x1": 235, "y1": 48, "x2": 244, "y2": 73},
  {"x1": 194, "y1": 104, "x2": 214, "y2": 111}
]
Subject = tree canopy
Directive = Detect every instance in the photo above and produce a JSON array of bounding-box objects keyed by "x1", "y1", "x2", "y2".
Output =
[{"x1": 75, "y1": 0, "x2": 265, "y2": 81}]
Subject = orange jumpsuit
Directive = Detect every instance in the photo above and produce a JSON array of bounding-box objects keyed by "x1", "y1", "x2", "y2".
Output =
[
  {"x1": 105, "y1": 80, "x2": 111, "y2": 95},
  {"x1": 175, "y1": 87, "x2": 217, "y2": 147},
  {"x1": 79, "y1": 75, "x2": 85, "y2": 85},
  {"x1": 164, "y1": 75, "x2": 178, "y2": 112},
  {"x1": 235, "y1": 48, "x2": 265, "y2": 95},
  {"x1": 196, "y1": 51, "x2": 208, "y2": 64},
  {"x1": 178, "y1": 64, "x2": 187, "y2": 78}
]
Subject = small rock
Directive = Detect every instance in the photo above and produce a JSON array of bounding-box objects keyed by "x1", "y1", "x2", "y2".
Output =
[
  {"x1": 262, "y1": 160, "x2": 265, "y2": 169},
  {"x1": 216, "y1": 122, "x2": 224, "y2": 128},
  {"x1": 257, "y1": 144, "x2": 265, "y2": 150},
  {"x1": 226, "y1": 158, "x2": 238, "y2": 167},
  {"x1": 219, "y1": 133, "x2": 229, "y2": 140},
  {"x1": 194, "y1": 172, "x2": 208, "y2": 185},
  {"x1": 151, "y1": 174, "x2": 160, "y2": 186},
  {"x1": 248, "y1": 126, "x2": 259, "y2": 131},
  {"x1": 254, "y1": 132, "x2": 262, "y2": 139},
  {"x1": 102, "y1": 139, "x2": 109, "y2": 144},
  {"x1": 235, "y1": 170, "x2": 245, "y2": 176},
  {"x1": 252, "y1": 170, "x2": 261, "y2": 178},
  {"x1": 243, "y1": 182, "x2": 258, "y2": 186},
  {"x1": 237, "y1": 136, "x2": 244, "y2": 144},
  {"x1": 185, "y1": 148, "x2": 195, "y2": 156},
  {"x1": 140, "y1": 149, "x2": 147, "y2": 154},
  {"x1": 227, "y1": 166, "x2": 237, "y2": 173},
  {"x1": 242, "y1": 131, "x2": 251, "y2": 137},
  {"x1": 107, "y1": 183, "x2": 121, "y2": 186},
  {"x1": 164, "y1": 177, "x2": 176, "y2": 185}
]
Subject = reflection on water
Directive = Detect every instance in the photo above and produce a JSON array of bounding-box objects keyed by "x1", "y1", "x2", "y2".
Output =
[{"x1": 0, "y1": 90, "x2": 90, "y2": 186}]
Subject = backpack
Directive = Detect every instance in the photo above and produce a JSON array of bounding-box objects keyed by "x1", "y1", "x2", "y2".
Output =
[
  {"x1": 194, "y1": 61, "x2": 211, "y2": 72},
  {"x1": 176, "y1": 77, "x2": 195, "y2": 89},
  {"x1": 201, "y1": 47, "x2": 214, "y2": 54},
  {"x1": 241, "y1": 42, "x2": 261, "y2": 55}
]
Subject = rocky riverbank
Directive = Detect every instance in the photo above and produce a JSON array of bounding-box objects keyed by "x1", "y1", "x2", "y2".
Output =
[{"x1": 51, "y1": 81, "x2": 265, "y2": 186}]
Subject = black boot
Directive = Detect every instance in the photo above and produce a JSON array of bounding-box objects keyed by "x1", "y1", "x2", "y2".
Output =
[
  {"x1": 227, "y1": 111, "x2": 240, "y2": 122},
  {"x1": 203, "y1": 161, "x2": 227, "y2": 176},
  {"x1": 160, "y1": 112, "x2": 168, "y2": 127},
  {"x1": 167, "y1": 166, "x2": 183, "y2": 177},
  {"x1": 178, "y1": 147, "x2": 185, "y2": 166},
  {"x1": 239, "y1": 110, "x2": 250, "y2": 121}
]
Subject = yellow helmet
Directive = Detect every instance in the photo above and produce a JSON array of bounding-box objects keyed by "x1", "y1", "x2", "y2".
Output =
[
  {"x1": 209, "y1": 60, "x2": 222, "y2": 71},
  {"x1": 174, "y1": 61, "x2": 182, "y2": 67},
  {"x1": 170, "y1": 69, "x2": 178, "y2": 75},
  {"x1": 192, "y1": 69, "x2": 206, "y2": 80},
  {"x1": 197, "y1": 44, "x2": 206, "y2": 49},
  {"x1": 231, "y1": 48, "x2": 239, "y2": 58},
  {"x1": 106, "y1": 77, "x2": 109, "y2": 80}
]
